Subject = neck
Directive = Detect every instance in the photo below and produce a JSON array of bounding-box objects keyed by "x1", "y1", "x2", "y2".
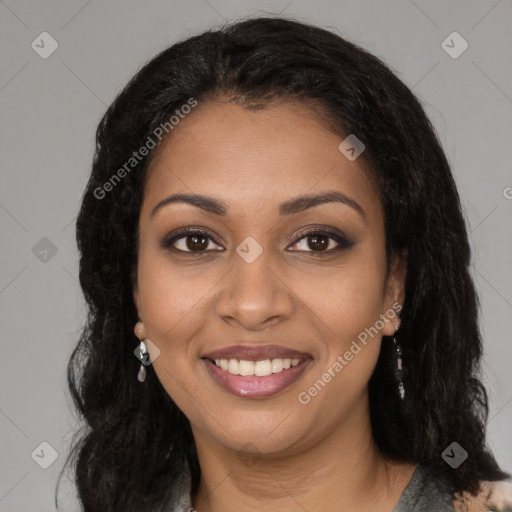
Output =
[{"x1": 190, "y1": 398, "x2": 415, "y2": 512}]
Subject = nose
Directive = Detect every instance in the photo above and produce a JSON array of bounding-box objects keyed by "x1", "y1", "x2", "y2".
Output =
[{"x1": 215, "y1": 246, "x2": 296, "y2": 331}]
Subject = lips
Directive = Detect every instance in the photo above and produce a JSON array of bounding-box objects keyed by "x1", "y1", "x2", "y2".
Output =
[{"x1": 201, "y1": 344, "x2": 313, "y2": 398}]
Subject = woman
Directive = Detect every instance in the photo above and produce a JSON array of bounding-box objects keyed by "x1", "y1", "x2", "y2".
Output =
[{"x1": 59, "y1": 15, "x2": 510, "y2": 512}]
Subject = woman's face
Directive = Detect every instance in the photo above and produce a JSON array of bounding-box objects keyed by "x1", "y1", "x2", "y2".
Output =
[{"x1": 133, "y1": 99, "x2": 405, "y2": 457}]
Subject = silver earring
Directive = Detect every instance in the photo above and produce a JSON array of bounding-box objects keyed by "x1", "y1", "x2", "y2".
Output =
[
  {"x1": 137, "y1": 340, "x2": 148, "y2": 382},
  {"x1": 392, "y1": 321, "x2": 405, "y2": 400}
]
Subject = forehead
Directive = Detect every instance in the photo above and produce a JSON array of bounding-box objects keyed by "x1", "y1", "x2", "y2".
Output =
[{"x1": 142, "y1": 100, "x2": 381, "y2": 222}]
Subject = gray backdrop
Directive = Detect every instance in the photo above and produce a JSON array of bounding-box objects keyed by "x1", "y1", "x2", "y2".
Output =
[{"x1": 1, "y1": 1, "x2": 511, "y2": 510}]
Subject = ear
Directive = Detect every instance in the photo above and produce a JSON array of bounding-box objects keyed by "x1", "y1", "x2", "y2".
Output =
[
  {"x1": 133, "y1": 284, "x2": 142, "y2": 320},
  {"x1": 130, "y1": 260, "x2": 142, "y2": 319},
  {"x1": 381, "y1": 250, "x2": 407, "y2": 336}
]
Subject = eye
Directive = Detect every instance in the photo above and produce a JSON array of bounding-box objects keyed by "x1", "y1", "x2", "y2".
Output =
[
  {"x1": 160, "y1": 228, "x2": 223, "y2": 253},
  {"x1": 287, "y1": 228, "x2": 354, "y2": 254}
]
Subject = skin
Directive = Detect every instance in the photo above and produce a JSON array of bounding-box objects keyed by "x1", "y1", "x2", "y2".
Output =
[{"x1": 133, "y1": 98, "x2": 416, "y2": 512}]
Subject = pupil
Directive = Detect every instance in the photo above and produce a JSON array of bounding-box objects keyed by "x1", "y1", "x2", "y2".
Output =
[
  {"x1": 308, "y1": 235, "x2": 328, "y2": 251},
  {"x1": 187, "y1": 235, "x2": 208, "y2": 251}
]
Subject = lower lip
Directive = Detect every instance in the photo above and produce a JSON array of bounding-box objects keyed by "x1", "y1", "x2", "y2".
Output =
[{"x1": 203, "y1": 358, "x2": 312, "y2": 398}]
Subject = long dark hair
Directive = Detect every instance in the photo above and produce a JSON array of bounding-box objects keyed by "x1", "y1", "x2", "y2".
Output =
[{"x1": 57, "y1": 15, "x2": 508, "y2": 511}]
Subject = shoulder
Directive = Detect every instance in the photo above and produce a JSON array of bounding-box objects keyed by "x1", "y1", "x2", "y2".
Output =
[
  {"x1": 393, "y1": 464, "x2": 454, "y2": 511},
  {"x1": 452, "y1": 478, "x2": 512, "y2": 511}
]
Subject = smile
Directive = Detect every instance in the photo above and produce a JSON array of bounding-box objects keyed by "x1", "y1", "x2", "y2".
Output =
[
  {"x1": 202, "y1": 356, "x2": 312, "y2": 398},
  {"x1": 210, "y1": 357, "x2": 303, "y2": 376}
]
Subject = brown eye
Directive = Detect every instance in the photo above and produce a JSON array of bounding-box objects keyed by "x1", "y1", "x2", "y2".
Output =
[
  {"x1": 160, "y1": 229, "x2": 223, "y2": 253},
  {"x1": 185, "y1": 234, "x2": 209, "y2": 251},
  {"x1": 306, "y1": 234, "x2": 329, "y2": 251},
  {"x1": 289, "y1": 229, "x2": 353, "y2": 254}
]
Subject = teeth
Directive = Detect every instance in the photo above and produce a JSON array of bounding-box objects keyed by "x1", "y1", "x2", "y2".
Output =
[
  {"x1": 272, "y1": 359, "x2": 283, "y2": 373},
  {"x1": 239, "y1": 360, "x2": 255, "y2": 376},
  {"x1": 255, "y1": 360, "x2": 272, "y2": 376},
  {"x1": 212, "y1": 358, "x2": 303, "y2": 376},
  {"x1": 228, "y1": 359, "x2": 239, "y2": 374}
]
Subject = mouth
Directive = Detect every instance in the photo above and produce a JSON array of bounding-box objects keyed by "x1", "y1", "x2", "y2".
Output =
[
  {"x1": 200, "y1": 344, "x2": 313, "y2": 398},
  {"x1": 205, "y1": 357, "x2": 304, "y2": 376}
]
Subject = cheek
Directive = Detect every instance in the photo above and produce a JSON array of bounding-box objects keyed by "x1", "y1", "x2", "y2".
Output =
[
  {"x1": 136, "y1": 245, "x2": 211, "y2": 339},
  {"x1": 135, "y1": 248, "x2": 215, "y2": 409},
  {"x1": 290, "y1": 248, "x2": 387, "y2": 404},
  {"x1": 290, "y1": 253, "x2": 387, "y2": 345},
  {"x1": 136, "y1": 249, "x2": 210, "y2": 418}
]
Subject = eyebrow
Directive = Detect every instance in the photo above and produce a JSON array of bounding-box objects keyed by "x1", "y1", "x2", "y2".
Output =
[{"x1": 150, "y1": 190, "x2": 366, "y2": 220}]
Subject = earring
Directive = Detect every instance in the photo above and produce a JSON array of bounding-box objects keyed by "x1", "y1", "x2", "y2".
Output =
[
  {"x1": 135, "y1": 325, "x2": 149, "y2": 383},
  {"x1": 392, "y1": 321, "x2": 405, "y2": 400},
  {"x1": 137, "y1": 340, "x2": 148, "y2": 382}
]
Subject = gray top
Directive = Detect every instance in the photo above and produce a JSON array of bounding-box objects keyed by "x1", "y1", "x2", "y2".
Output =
[
  {"x1": 392, "y1": 464, "x2": 454, "y2": 511},
  {"x1": 168, "y1": 463, "x2": 455, "y2": 511}
]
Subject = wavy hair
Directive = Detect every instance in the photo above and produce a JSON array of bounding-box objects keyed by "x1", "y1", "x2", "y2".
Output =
[{"x1": 57, "y1": 15, "x2": 508, "y2": 511}]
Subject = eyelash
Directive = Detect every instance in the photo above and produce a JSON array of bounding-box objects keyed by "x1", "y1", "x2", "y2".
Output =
[{"x1": 160, "y1": 227, "x2": 354, "y2": 256}]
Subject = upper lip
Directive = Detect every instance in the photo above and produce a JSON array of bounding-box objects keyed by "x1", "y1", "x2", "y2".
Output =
[{"x1": 201, "y1": 344, "x2": 311, "y2": 361}]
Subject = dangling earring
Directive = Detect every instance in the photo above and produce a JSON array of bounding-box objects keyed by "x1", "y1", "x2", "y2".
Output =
[
  {"x1": 137, "y1": 340, "x2": 148, "y2": 382},
  {"x1": 134, "y1": 325, "x2": 149, "y2": 383},
  {"x1": 392, "y1": 320, "x2": 405, "y2": 400}
]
